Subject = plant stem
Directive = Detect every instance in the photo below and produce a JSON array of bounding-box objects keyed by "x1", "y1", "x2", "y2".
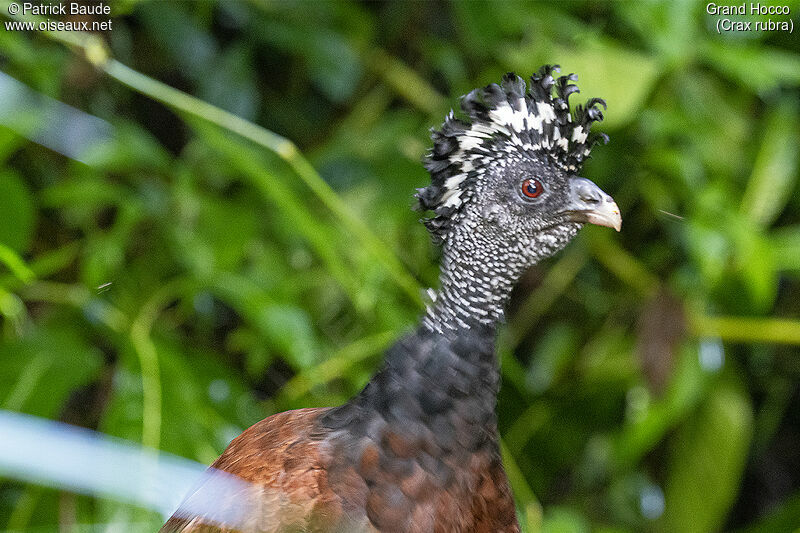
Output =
[
  {"x1": 691, "y1": 314, "x2": 800, "y2": 345},
  {"x1": 129, "y1": 280, "x2": 188, "y2": 450},
  {"x1": 366, "y1": 48, "x2": 447, "y2": 115},
  {"x1": 499, "y1": 438, "x2": 540, "y2": 514},
  {"x1": 0, "y1": 244, "x2": 35, "y2": 284}
]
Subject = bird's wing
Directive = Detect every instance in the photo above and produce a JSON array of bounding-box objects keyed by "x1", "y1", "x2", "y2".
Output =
[{"x1": 160, "y1": 407, "x2": 351, "y2": 533}]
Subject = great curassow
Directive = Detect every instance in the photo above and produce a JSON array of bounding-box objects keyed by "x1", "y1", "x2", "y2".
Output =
[{"x1": 161, "y1": 66, "x2": 621, "y2": 533}]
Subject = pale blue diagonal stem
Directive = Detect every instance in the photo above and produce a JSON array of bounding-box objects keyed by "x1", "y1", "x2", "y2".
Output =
[{"x1": 0, "y1": 410, "x2": 255, "y2": 525}]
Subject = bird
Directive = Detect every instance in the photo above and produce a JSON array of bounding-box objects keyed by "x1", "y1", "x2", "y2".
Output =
[{"x1": 161, "y1": 65, "x2": 621, "y2": 533}]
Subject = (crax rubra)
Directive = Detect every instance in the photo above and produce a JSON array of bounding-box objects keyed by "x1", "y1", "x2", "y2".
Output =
[{"x1": 162, "y1": 65, "x2": 621, "y2": 533}]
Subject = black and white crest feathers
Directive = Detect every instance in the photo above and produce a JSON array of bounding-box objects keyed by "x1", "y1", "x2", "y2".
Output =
[{"x1": 416, "y1": 66, "x2": 608, "y2": 242}]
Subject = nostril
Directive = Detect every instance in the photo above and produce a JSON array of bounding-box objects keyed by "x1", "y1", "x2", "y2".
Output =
[
  {"x1": 578, "y1": 185, "x2": 602, "y2": 204},
  {"x1": 571, "y1": 177, "x2": 614, "y2": 211}
]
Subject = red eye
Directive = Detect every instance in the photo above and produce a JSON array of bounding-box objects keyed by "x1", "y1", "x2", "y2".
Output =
[{"x1": 521, "y1": 178, "x2": 544, "y2": 199}]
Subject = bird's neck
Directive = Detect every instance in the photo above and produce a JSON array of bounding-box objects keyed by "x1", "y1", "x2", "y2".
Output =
[
  {"x1": 423, "y1": 226, "x2": 531, "y2": 332},
  {"x1": 423, "y1": 222, "x2": 581, "y2": 332},
  {"x1": 320, "y1": 224, "x2": 579, "y2": 451}
]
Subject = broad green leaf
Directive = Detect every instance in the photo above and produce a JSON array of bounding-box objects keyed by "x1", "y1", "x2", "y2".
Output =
[
  {"x1": 769, "y1": 226, "x2": 800, "y2": 272},
  {"x1": 504, "y1": 39, "x2": 661, "y2": 128},
  {"x1": 172, "y1": 190, "x2": 259, "y2": 274},
  {"x1": 731, "y1": 227, "x2": 779, "y2": 312},
  {"x1": 0, "y1": 170, "x2": 35, "y2": 253},
  {"x1": 658, "y1": 377, "x2": 753, "y2": 533},
  {"x1": 541, "y1": 506, "x2": 591, "y2": 533},
  {"x1": 0, "y1": 127, "x2": 27, "y2": 164},
  {"x1": 702, "y1": 42, "x2": 800, "y2": 94},
  {"x1": 740, "y1": 98, "x2": 800, "y2": 228},
  {"x1": 192, "y1": 120, "x2": 362, "y2": 308},
  {"x1": 614, "y1": 0, "x2": 696, "y2": 62},
  {"x1": 0, "y1": 243, "x2": 34, "y2": 284},
  {"x1": 101, "y1": 336, "x2": 259, "y2": 461},
  {"x1": 526, "y1": 322, "x2": 579, "y2": 394},
  {"x1": 612, "y1": 343, "x2": 708, "y2": 469}
]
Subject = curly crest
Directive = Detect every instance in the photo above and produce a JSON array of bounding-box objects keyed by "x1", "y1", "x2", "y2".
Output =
[{"x1": 416, "y1": 66, "x2": 608, "y2": 242}]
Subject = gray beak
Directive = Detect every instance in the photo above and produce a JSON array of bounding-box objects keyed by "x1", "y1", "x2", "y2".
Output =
[{"x1": 562, "y1": 177, "x2": 622, "y2": 232}]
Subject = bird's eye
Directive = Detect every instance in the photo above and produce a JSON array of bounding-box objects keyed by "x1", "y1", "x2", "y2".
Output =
[{"x1": 521, "y1": 178, "x2": 544, "y2": 199}]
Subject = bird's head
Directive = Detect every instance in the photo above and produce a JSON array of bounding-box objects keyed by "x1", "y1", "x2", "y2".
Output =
[{"x1": 417, "y1": 66, "x2": 620, "y2": 271}]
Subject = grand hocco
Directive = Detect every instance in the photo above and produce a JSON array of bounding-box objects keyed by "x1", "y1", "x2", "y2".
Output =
[{"x1": 162, "y1": 65, "x2": 621, "y2": 533}]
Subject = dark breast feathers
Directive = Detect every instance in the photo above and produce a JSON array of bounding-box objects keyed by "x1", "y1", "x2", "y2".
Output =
[{"x1": 161, "y1": 324, "x2": 519, "y2": 533}]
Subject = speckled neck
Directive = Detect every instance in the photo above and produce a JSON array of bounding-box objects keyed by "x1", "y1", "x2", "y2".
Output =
[{"x1": 423, "y1": 221, "x2": 580, "y2": 333}]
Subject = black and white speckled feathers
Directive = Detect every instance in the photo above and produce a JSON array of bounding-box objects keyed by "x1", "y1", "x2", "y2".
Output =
[
  {"x1": 423, "y1": 214, "x2": 581, "y2": 333},
  {"x1": 417, "y1": 66, "x2": 608, "y2": 243}
]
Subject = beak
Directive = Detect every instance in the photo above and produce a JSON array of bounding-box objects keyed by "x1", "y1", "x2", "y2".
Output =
[{"x1": 561, "y1": 177, "x2": 622, "y2": 232}]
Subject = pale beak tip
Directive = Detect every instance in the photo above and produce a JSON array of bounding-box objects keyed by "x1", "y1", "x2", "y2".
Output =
[
  {"x1": 611, "y1": 208, "x2": 622, "y2": 232},
  {"x1": 584, "y1": 201, "x2": 622, "y2": 232},
  {"x1": 610, "y1": 203, "x2": 622, "y2": 232}
]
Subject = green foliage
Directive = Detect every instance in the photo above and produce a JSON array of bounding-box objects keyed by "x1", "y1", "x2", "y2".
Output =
[
  {"x1": 0, "y1": 315, "x2": 103, "y2": 417},
  {"x1": 1, "y1": 1, "x2": 799, "y2": 532},
  {"x1": 658, "y1": 374, "x2": 753, "y2": 533},
  {"x1": 0, "y1": 170, "x2": 34, "y2": 253}
]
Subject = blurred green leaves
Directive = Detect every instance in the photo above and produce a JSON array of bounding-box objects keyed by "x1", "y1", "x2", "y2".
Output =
[
  {"x1": 0, "y1": 317, "x2": 103, "y2": 418},
  {"x1": 506, "y1": 38, "x2": 661, "y2": 129},
  {"x1": 741, "y1": 98, "x2": 799, "y2": 229},
  {"x1": 659, "y1": 376, "x2": 753, "y2": 533},
  {"x1": 0, "y1": 170, "x2": 34, "y2": 253}
]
